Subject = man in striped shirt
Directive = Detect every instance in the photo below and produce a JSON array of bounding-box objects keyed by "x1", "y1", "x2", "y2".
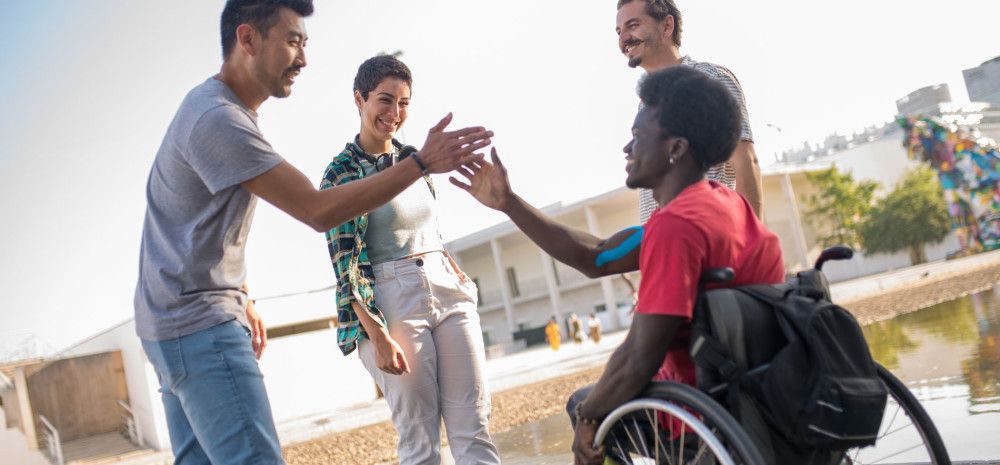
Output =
[
  {"x1": 617, "y1": 0, "x2": 763, "y2": 221},
  {"x1": 451, "y1": 1, "x2": 766, "y2": 286}
]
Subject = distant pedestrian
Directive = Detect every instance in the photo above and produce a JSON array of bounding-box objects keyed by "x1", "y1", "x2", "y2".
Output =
[
  {"x1": 545, "y1": 317, "x2": 561, "y2": 351},
  {"x1": 569, "y1": 313, "x2": 584, "y2": 344},
  {"x1": 588, "y1": 313, "x2": 602, "y2": 344}
]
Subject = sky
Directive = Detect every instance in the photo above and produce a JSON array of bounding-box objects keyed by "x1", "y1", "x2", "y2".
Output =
[{"x1": 1, "y1": 0, "x2": 999, "y2": 353}]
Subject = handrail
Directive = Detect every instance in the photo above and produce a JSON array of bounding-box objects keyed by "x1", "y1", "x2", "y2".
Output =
[
  {"x1": 117, "y1": 399, "x2": 141, "y2": 446},
  {"x1": 37, "y1": 414, "x2": 64, "y2": 465},
  {"x1": 117, "y1": 399, "x2": 133, "y2": 415}
]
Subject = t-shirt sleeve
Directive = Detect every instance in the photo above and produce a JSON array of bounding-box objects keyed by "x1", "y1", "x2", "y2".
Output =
[
  {"x1": 695, "y1": 63, "x2": 754, "y2": 142},
  {"x1": 186, "y1": 105, "x2": 285, "y2": 194},
  {"x1": 636, "y1": 213, "x2": 706, "y2": 319}
]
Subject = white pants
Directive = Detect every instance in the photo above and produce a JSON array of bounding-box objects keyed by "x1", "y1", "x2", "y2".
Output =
[{"x1": 359, "y1": 252, "x2": 500, "y2": 465}]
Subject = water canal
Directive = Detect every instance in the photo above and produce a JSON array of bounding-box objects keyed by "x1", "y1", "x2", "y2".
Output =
[{"x1": 493, "y1": 287, "x2": 1000, "y2": 464}]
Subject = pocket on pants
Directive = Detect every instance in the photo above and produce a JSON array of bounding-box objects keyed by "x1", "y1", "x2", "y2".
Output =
[
  {"x1": 458, "y1": 279, "x2": 479, "y2": 304},
  {"x1": 141, "y1": 338, "x2": 187, "y2": 392},
  {"x1": 208, "y1": 322, "x2": 263, "y2": 381}
]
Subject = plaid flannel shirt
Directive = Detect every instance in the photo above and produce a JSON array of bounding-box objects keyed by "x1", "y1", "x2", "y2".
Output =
[{"x1": 321, "y1": 144, "x2": 434, "y2": 356}]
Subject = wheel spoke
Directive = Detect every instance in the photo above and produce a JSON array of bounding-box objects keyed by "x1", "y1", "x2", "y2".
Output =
[
  {"x1": 632, "y1": 416, "x2": 650, "y2": 458},
  {"x1": 613, "y1": 434, "x2": 632, "y2": 465},
  {"x1": 689, "y1": 440, "x2": 709, "y2": 465},
  {"x1": 678, "y1": 423, "x2": 686, "y2": 465},
  {"x1": 879, "y1": 422, "x2": 916, "y2": 439},
  {"x1": 623, "y1": 418, "x2": 644, "y2": 463},
  {"x1": 879, "y1": 403, "x2": 902, "y2": 440},
  {"x1": 869, "y1": 443, "x2": 926, "y2": 463},
  {"x1": 650, "y1": 409, "x2": 662, "y2": 465},
  {"x1": 668, "y1": 411, "x2": 677, "y2": 465}
]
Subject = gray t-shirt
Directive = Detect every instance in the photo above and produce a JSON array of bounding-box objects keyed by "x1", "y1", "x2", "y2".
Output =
[
  {"x1": 638, "y1": 56, "x2": 754, "y2": 224},
  {"x1": 134, "y1": 77, "x2": 283, "y2": 341},
  {"x1": 358, "y1": 158, "x2": 444, "y2": 264}
]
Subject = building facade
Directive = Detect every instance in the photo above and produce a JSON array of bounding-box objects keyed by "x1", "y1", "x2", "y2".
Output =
[
  {"x1": 964, "y1": 56, "x2": 1000, "y2": 106},
  {"x1": 895, "y1": 84, "x2": 952, "y2": 117}
]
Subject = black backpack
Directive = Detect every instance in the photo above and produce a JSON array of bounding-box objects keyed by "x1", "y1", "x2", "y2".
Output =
[{"x1": 690, "y1": 282, "x2": 887, "y2": 460}]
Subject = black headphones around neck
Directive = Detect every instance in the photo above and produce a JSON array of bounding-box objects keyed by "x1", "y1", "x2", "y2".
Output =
[{"x1": 348, "y1": 135, "x2": 419, "y2": 173}]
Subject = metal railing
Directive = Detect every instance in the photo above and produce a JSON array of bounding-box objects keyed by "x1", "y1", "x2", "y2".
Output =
[
  {"x1": 37, "y1": 414, "x2": 64, "y2": 465},
  {"x1": 118, "y1": 400, "x2": 141, "y2": 446}
]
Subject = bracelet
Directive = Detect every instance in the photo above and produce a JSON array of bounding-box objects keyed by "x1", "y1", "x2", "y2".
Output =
[
  {"x1": 575, "y1": 402, "x2": 603, "y2": 426},
  {"x1": 411, "y1": 152, "x2": 429, "y2": 175}
]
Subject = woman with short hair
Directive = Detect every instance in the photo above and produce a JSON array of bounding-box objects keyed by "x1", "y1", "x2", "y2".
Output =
[{"x1": 320, "y1": 55, "x2": 501, "y2": 465}]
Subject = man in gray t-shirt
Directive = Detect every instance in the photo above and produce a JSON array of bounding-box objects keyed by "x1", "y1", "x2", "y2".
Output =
[
  {"x1": 136, "y1": 2, "x2": 492, "y2": 463},
  {"x1": 135, "y1": 77, "x2": 282, "y2": 341}
]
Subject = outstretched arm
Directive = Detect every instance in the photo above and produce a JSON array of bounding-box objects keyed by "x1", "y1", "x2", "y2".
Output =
[
  {"x1": 244, "y1": 113, "x2": 492, "y2": 232},
  {"x1": 450, "y1": 149, "x2": 639, "y2": 278}
]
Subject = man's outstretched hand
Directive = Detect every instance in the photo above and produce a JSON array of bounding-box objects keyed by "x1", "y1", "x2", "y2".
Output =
[
  {"x1": 449, "y1": 147, "x2": 514, "y2": 211},
  {"x1": 419, "y1": 113, "x2": 493, "y2": 173}
]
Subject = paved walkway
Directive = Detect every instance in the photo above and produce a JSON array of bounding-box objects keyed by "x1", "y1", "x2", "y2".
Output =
[
  {"x1": 278, "y1": 249, "x2": 1000, "y2": 446},
  {"x1": 830, "y1": 249, "x2": 1000, "y2": 302},
  {"x1": 276, "y1": 331, "x2": 627, "y2": 445}
]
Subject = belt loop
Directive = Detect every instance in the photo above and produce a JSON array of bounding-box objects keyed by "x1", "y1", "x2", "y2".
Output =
[{"x1": 380, "y1": 261, "x2": 395, "y2": 280}]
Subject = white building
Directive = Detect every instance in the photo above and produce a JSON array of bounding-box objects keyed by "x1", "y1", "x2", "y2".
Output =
[{"x1": 963, "y1": 55, "x2": 1000, "y2": 106}]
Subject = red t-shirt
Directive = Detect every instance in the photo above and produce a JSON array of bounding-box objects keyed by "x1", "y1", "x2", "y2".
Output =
[{"x1": 637, "y1": 180, "x2": 784, "y2": 387}]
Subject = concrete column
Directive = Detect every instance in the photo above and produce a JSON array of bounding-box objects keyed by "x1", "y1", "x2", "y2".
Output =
[
  {"x1": 584, "y1": 206, "x2": 622, "y2": 330},
  {"x1": 539, "y1": 251, "x2": 564, "y2": 335},
  {"x1": 781, "y1": 172, "x2": 811, "y2": 270},
  {"x1": 14, "y1": 368, "x2": 38, "y2": 449},
  {"x1": 490, "y1": 238, "x2": 517, "y2": 337}
]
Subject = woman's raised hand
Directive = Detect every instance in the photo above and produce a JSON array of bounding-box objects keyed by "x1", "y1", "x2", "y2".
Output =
[{"x1": 418, "y1": 113, "x2": 493, "y2": 174}]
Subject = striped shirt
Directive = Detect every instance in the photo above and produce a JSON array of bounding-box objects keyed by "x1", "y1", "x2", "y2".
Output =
[{"x1": 638, "y1": 56, "x2": 754, "y2": 224}]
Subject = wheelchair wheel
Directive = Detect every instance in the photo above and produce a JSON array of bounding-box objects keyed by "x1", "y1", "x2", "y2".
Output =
[
  {"x1": 843, "y1": 365, "x2": 951, "y2": 465},
  {"x1": 594, "y1": 382, "x2": 766, "y2": 465}
]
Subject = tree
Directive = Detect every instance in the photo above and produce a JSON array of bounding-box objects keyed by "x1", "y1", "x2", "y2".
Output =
[
  {"x1": 859, "y1": 166, "x2": 951, "y2": 265},
  {"x1": 804, "y1": 167, "x2": 879, "y2": 248}
]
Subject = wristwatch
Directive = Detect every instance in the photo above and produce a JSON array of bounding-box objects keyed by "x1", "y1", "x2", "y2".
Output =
[{"x1": 410, "y1": 151, "x2": 429, "y2": 175}]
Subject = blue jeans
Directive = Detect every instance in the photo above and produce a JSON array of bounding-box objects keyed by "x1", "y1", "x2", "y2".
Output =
[{"x1": 142, "y1": 320, "x2": 284, "y2": 465}]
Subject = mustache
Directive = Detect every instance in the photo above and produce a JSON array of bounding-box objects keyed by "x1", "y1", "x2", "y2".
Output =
[{"x1": 284, "y1": 66, "x2": 302, "y2": 75}]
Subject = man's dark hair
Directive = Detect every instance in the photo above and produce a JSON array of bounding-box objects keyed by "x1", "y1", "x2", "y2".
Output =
[
  {"x1": 638, "y1": 67, "x2": 741, "y2": 172},
  {"x1": 353, "y1": 55, "x2": 413, "y2": 101},
  {"x1": 220, "y1": 0, "x2": 314, "y2": 59},
  {"x1": 617, "y1": 0, "x2": 683, "y2": 47}
]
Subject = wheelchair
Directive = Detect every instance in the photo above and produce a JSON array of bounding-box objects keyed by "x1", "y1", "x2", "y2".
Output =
[{"x1": 592, "y1": 247, "x2": 951, "y2": 465}]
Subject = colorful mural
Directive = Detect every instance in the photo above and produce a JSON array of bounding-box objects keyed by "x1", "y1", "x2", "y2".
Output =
[{"x1": 898, "y1": 116, "x2": 1000, "y2": 252}]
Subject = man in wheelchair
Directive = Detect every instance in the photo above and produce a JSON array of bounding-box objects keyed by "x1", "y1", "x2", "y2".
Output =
[{"x1": 564, "y1": 67, "x2": 785, "y2": 464}]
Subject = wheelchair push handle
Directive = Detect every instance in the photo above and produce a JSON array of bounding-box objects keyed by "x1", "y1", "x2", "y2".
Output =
[
  {"x1": 701, "y1": 268, "x2": 735, "y2": 286},
  {"x1": 814, "y1": 246, "x2": 853, "y2": 271}
]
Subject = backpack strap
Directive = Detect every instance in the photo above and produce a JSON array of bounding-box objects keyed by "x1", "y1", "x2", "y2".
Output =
[
  {"x1": 689, "y1": 290, "x2": 746, "y2": 395},
  {"x1": 737, "y1": 285, "x2": 803, "y2": 345},
  {"x1": 706, "y1": 290, "x2": 747, "y2": 369}
]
